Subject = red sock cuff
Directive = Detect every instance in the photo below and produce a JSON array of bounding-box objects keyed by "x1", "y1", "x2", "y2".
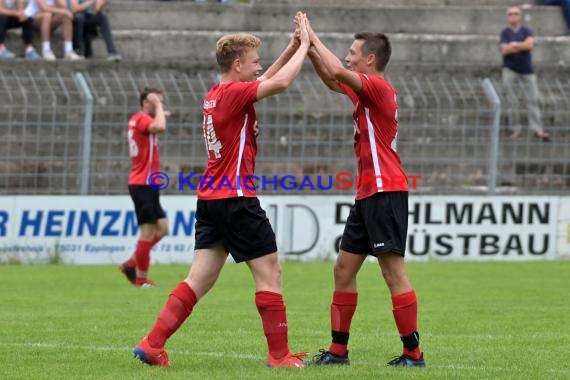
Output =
[
  {"x1": 255, "y1": 291, "x2": 284, "y2": 309},
  {"x1": 151, "y1": 236, "x2": 160, "y2": 246},
  {"x1": 333, "y1": 291, "x2": 358, "y2": 306},
  {"x1": 171, "y1": 282, "x2": 197, "y2": 312},
  {"x1": 392, "y1": 290, "x2": 416, "y2": 309}
]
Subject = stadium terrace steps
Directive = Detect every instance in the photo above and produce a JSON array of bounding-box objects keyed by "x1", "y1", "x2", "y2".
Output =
[
  {"x1": 248, "y1": 0, "x2": 543, "y2": 6},
  {"x1": 114, "y1": 0, "x2": 543, "y2": 6},
  {"x1": 103, "y1": 3, "x2": 566, "y2": 36},
  {"x1": 5, "y1": 31, "x2": 568, "y2": 68},
  {"x1": 4, "y1": 3, "x2": 569, "y2": 66},
  {"x1": 82, "y1": 31, "x2": 570, "y2": 68}
]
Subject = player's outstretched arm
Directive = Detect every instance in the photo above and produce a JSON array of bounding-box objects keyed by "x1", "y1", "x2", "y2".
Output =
[
  {"x1": 306, "y1": 16, "x2": 362, "y2": 92},
  {"x1": 256, "y1": 14, "x2": 310, "y2": 100},
  {"x1": 258, "y1": 23, "x2": 301, "y2": 82},
  {"x1": 308, "y1": 47, "x2": 344, "y2": 94},
  {"x1": 148, "y1": 94, "x2": 166, "y2": 134}
]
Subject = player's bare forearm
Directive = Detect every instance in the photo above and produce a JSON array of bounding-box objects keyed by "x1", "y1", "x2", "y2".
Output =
[
  {"x1": 310, "y1": 35, "x2": 345, "y2": 79},
  {"x1": 258, "y1": 39, "x2": 299, "y2": 82},
  {"x1": 311, "y1": 34, "x2": 361, "y2": 90},
  {"x1": 257, "y1": 41, "x2": 310, "y2": 100},
  {"x1": 308, "y1": 49, "x2": 344, "y2": 94}
]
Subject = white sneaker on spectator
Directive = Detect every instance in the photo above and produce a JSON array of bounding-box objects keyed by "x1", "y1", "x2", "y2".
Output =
[
  {"x1": 106, "y1": 53, "x2": 122, "y2": 62},
  {"x1": 43, "y1": 50, "x2": 56, "y2": 61},
  {"x1": 64, "y1": 51, "x2": 84, "y2": 61},
  {"x1": 25, "y1": 49, "x2": 41, "y2": 60},
  {"x1": 0, "y1": 49, "x2": 16, "y2": 59}
]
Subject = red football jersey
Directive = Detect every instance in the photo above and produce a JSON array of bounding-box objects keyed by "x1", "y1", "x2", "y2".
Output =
[
  {"x1": 127, "y1": 112, "x2": 160, "y2": 185},
  {"x1": 340, "y1": 73, "x2": 408, "y2": 199},
  {"x1": 198, "y1": 81, "x2": 260, "y2": 200}
]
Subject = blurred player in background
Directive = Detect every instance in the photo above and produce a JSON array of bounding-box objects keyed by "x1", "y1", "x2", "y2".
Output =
[
  {"x1": 133, "y1": 15, "x2": 311, "y2": 368},
  {"x1": 119, "y1": 87, "x2": 169, "y2": 288},
  {"x1": 304, "y1": 17, "x2": 425, "y2": 368}
]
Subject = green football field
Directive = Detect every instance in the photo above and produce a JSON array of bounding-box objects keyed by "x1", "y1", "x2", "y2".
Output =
[{"x1": 1, "y1": 261, "x2": 569, "y2": 379}]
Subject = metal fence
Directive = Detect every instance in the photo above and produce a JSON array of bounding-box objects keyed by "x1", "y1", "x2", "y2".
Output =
[{"x1": 1, "y1": 69, "x2": 569, "y2": 195}]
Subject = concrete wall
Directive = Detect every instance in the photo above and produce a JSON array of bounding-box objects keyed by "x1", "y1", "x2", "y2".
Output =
[{"x1": 105, "y1": 2, "x2": 567, "y2": 36}]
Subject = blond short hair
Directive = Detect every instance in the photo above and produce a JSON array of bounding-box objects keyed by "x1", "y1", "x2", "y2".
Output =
[{"x1": 216, "y1": 33, "x2": 262, "y2": 73}]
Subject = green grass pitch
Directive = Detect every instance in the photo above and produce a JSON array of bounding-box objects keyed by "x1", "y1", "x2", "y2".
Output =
[{"x1": 1, "y1": 261, "x2": 569, "y2": 379}]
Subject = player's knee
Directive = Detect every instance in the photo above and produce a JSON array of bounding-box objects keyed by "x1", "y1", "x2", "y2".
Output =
[
  {"x1": 333, "y1": 262, "x2": 353, "y2": 286},
  {"x1": 380, "y1": 267, "x2": 407, "y2": 289},
  {"x1": 156, "y1": 224, "x2": 168, "y2": 238}
]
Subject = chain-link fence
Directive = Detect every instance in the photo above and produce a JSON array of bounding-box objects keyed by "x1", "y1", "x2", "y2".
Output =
[{"x1": 1, "y1": 69, "x2": 569, "y2": 195}]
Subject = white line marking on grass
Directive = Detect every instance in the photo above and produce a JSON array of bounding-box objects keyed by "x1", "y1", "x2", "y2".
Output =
[
  {"x1": 6, "y1": 342, "x2": 569, "y2": 374},
  {"x1": 4, "y1": 342, "x2": 263, "y2": 360}
]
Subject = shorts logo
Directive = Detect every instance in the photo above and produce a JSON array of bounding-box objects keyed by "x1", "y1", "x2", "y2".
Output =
[{"x1": 373, "y1": 242, "x2": 385, "y2": 248}]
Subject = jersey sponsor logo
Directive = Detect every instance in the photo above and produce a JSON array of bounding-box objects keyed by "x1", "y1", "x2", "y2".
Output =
[{"x1": 203, "y1": 100, "x2": 217, "y2": 109}]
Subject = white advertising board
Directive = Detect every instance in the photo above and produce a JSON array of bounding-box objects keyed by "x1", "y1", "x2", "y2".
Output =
[{"x1": 0, "y1": 195, "x2": 564, "y2": 264}]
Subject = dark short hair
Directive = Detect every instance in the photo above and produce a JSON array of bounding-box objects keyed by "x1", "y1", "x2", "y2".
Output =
[
  {"x1": 354, "y1": 32, "x2": 391, "y2": 72},
  {"x1": 139, "y1": 87, "x2": 163, "y2": 107}
]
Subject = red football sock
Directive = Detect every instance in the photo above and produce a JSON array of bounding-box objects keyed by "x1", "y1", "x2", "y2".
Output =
[
  {"x1": 392, "y1": 290, "x2": 421, "y2": 360},
  {"x1": 255, "y1": 291, "x2": 290, "y2": 360},
  {"x1": 125, "y1": 258, "x2": 136, "y2": 267},
  {"x1": 134, "y1": 240, "x2": 153, "y2": 273},
  {"x1": 147, "y1": 282, "x2": 197, "y2": 348},
  {"x1": 328, "y1": 291, "x2": 358, "y2": 356},
  {"x1": 151, "y1": 235, "x2": 161, "y2": 247}
]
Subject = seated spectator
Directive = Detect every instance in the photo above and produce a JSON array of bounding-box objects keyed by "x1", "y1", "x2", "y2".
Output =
[
  {"x1": 70, "y1": 0, "x2": 121, "y2": 61},
  {"x1": 24, "y1": 0, "x2": 82, "y2": 60},
  {"x1": 0, "y1": 0, "x2": 41, "y2": 59},
  {"x1": 543, "y1": 0, "x2": 570, "y2": 35}
]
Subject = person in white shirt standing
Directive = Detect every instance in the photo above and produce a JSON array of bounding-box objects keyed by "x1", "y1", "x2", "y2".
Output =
[{"x1": 24, "y1": 0, "x2": 82, "y2": 60}]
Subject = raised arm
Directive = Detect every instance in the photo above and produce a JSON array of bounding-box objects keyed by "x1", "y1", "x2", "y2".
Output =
[
  {"x1": 147, "y1": 94, "x2": 167, "y2": 134},
  {"x1": 257, "y1": 29, "x2": 301, "y2": 82},
  {"x1": 306, "y1": 17, "x2": 362, "y2": 92},
  {"x1": 256, "y1": 14, "x2": 310, "y2": 100},
  {"x1": 307, "y1": 47, "x2": 345, "y2": 94}
]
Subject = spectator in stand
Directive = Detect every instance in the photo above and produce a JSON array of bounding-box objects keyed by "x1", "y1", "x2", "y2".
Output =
[
  {"x1": 499, "y1": 6, "x2": 550, "y2": 141},
  {"x1": 0, "y1": 0, "x2": 41, "y2": 59},
  {"x1": 69, "y1": 0, "x2": 121, "y2": 61},
  {"x1": 24, "y1": 0, "x2": 82, "y2": 60},
  {"x1": 543, "y1": 0, "x2": 570, "y2": 35}
]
